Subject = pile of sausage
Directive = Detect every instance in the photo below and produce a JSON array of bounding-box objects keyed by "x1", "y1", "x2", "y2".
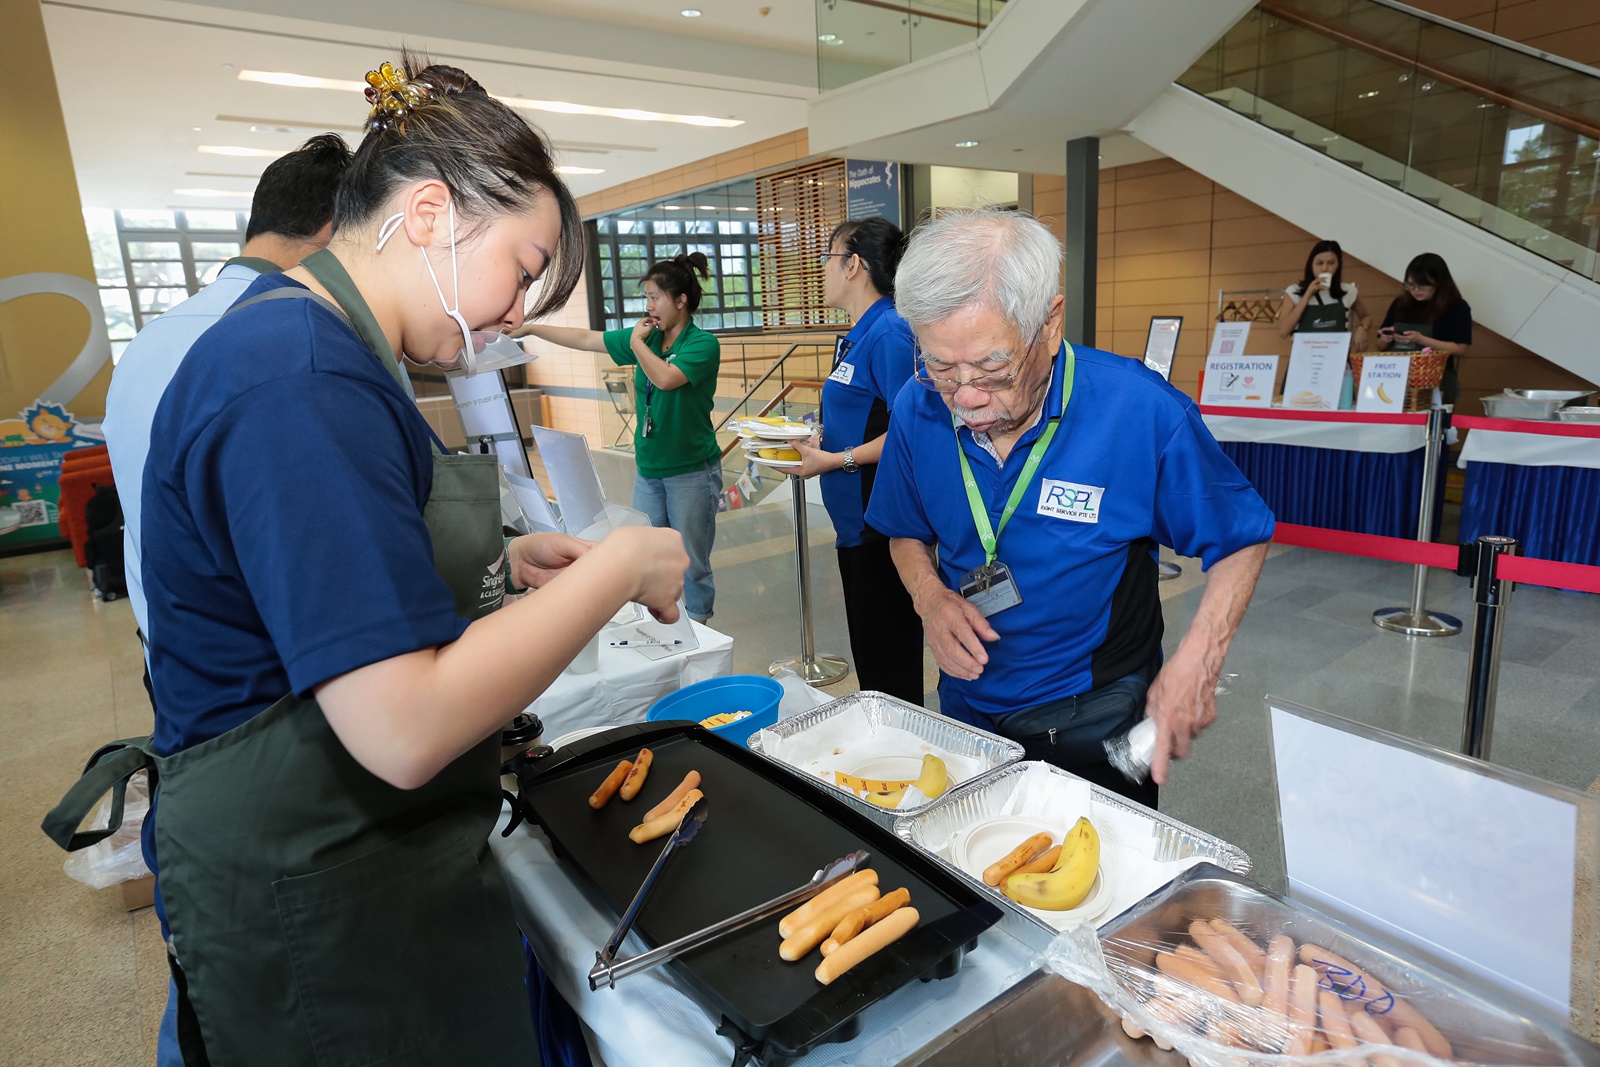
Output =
[
  {"x1": 1116, "y1": 919, "x2": 1454, "y2": 1064},
  {"x1": 588, "y1": 748, "x2": 704, "y2": 844},
  {"x1": 776, "y1": 869, "x2": 920, "y2": 986}
]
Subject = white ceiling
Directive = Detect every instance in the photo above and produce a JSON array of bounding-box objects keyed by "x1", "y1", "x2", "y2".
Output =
[{"x1": 43, "y1": 0, "x2": 816, "y2": 211}]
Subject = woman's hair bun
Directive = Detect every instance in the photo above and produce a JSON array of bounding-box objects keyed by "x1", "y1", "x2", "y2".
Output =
[
  {"x1": 411, "y1": 61, "x2": 482, "y2": 99},
  {"x1": 675, "y1": 251, "x2": 711, "y2": 278}
]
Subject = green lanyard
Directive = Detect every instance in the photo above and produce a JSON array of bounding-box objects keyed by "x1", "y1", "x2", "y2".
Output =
[{"x1": 954, "y1": 344, "x2": 1076, "y2": 567}]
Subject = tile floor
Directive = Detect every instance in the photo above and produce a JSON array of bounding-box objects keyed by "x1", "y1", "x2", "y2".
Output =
[{"x1": 3, "y1": 498, "x2": 1598, "y2": 1064}]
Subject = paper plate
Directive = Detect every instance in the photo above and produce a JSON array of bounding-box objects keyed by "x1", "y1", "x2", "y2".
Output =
[
  {"x1": 950, "y1": 815, "x2": 1114, "y2": 926},
  {"x1": 848, "y1": 755, "x2": 927, "y2": 783},
  {"x1": 750, "y1": 457, "x2": 802, "y2": 470},
  {"x1": 735, "y1": 422, "x2": 815, "y2": 440}
]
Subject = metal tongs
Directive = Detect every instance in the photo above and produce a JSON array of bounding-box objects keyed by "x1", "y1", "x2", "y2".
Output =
[{"x1": 589, "y1": 797, "x2": 868, "y2": 991}]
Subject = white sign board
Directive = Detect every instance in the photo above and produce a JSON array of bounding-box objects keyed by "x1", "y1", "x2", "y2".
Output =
[
  {"x1": 1356, "y1": 355, "x2": 1410, "y2": 413},
  {"x1": 1208, "y1": 321, "x2": 1250, "y2": 359},
  {"x1": 503, "y1": 471, "x2": 560, "y2": 533},
  {"x1": 530, "y1": 425, "x2": 608, "y2": 535},
  {"x1": 1270, "y1": 700, "x2": 1581, "y2": 1017},
  {"x1": 1282, "y1": 332, "x2": 1349, "y2": 411},
  {"x1": 1201, "y1": 355, "x2": 1278, "y2": 408},
  {"x1": 446, "y1": 370, "x2": 533, "y2": 478}
]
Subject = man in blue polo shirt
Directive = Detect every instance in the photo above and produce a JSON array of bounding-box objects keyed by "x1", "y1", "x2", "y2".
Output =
[
  {"x1": 866, "y1": 209, "x2": 1273, "y2": 807},
  {"x1": 104, "y1": 132, "x2": 351, "y2": 664},
  {"x1": 99, "y1": 131, "x2": 349, "y2": 1067}
]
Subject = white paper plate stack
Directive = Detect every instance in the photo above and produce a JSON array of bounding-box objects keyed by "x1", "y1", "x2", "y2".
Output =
[{"x1": 733, "y1": 416, "x2": 818, "y2": 470}]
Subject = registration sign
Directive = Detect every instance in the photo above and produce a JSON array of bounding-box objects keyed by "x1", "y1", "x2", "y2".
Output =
[{"x1": 1201, "y1": 354, "x2": 1278, "y2": 408}]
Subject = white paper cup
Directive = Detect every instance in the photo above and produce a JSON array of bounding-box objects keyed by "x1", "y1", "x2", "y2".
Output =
[{"x1": 569, "y1": 633, "x2": 600, "y2": 674}]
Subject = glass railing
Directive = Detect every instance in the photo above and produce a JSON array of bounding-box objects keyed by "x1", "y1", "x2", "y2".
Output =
[
  {"x1": 817, "y1": 0, "x2": 1006, "y2": 91},
  {"x1": 1180, "y1": 0, "x2": 1600, "y2": 279}
]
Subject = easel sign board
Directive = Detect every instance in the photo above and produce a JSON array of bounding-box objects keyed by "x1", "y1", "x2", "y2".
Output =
[
  {"x1": 447, "y1": 370, "x2": 533, "y2": 479},
  {"x1": 1143, "y1": 316, "x2": 1182, "y2": 381},
  {"x1": 1357, "y1": 355, "x2": 1411, "y2": 413},
  {"x1": 1267, "y1": 698, "x2": 1596, "y2": 1021},
  {"x1": 530, "y1": 425, "x2": 608, "y2": 535},
  {"x1": 1283, "y1": 332, "x2": 1350, "y2": 411},
  {"x1": 1200, "y1": 355, "x2": 1277, "y2": 407},
  {"x1": 1208, "y1": 321, "x2": 1250, "y2": 358}
]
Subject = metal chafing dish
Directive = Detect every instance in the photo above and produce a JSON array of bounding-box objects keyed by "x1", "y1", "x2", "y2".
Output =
[
  {"x1": 1483, "y1": 392, "x2": 1565, "y2": 420},
  {"x1": 1092, "y1": 863, "x2": 1598, "y2": 1067},
  {"x1": 1557, "y1": 407, "x2": 1600, "y2": 424},
  {"x1": 746, "y1": 692, "x2": 1024, "y2": 825}
]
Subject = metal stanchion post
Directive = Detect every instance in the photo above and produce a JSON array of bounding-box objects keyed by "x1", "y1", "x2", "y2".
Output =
[
  {"x1": 1373, "y1": 406, "x2": 1462, "y2": 636},
  {"x1": 770, "y1": 474, "x2": 848, "y2": 686},
  {"x1": 1460, "y1": 535, "x2": 1517, "y2": 760}
]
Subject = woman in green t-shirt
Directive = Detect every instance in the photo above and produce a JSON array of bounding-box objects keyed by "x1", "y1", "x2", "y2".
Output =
[{"x1": 518, "y1": 253, "x2": 723, "y2": 620}]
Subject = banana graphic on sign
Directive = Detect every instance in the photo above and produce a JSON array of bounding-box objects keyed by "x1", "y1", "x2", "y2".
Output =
[{"x1": 1377, "y1": 383, "x2": 1393, "y2": 404}]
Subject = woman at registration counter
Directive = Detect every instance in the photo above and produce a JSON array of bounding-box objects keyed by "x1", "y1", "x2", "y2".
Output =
[
  {"x1": 1374, "y1": 251, "x2": 1473, "y2": 404},
  {"x1": 794, "y1": 217, "x2": 925, "y2": 704},
  {"x1": 519, "y1": 254, "x2": 723, "y2": 622},
  {"x1": 47, "y1": 54, "x2": 687, "y2": 1064},
  {"x1": 1276, "y1": 239, "x2": 1371, "y2": 350}
]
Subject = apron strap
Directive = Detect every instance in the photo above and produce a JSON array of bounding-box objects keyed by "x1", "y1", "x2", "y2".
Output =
[
  {"x1": 223, "y1": 284, "x2": 351, "y2": 325},
  {"x1": 40, "y1": 738, "x2": 157, "y2": 852}
]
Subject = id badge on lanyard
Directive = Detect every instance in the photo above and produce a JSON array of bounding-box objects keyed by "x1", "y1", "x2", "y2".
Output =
[
  {"x1": 642, "y1": 339, "x2": 676, "y2": 439},
  {"x1": 954, "y1": 345, "x2": 1076, "y2": 618}
]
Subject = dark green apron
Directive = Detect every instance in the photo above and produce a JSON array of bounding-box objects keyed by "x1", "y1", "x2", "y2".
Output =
[
  {"x1": 43, "y1": 249, "x2": 534, "y2": 1065},
  {"x1": 1297, "y1": 299, "x2": 1347, "y2": 333}
]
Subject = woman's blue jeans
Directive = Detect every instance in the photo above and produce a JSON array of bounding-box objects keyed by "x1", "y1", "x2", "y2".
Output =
[{"x1": 633, "y1": 459, "x2": 721, "y2": 620}]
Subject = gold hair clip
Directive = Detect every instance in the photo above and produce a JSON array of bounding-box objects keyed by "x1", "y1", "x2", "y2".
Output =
[{"x1": 364, "y1": 61, "x2": 428, "y2": 132}]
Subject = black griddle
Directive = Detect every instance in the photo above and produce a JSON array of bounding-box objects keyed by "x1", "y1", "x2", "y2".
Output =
[{"x1": 513, "y1": 720, "x2": 1002, "y2": 1067}]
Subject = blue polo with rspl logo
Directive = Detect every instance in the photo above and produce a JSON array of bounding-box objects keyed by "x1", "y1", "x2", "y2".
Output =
[
  {"x1": 818, "y1": 296, "x2": 916, "y2": 548},
  {"x1": 865, "y1": 343, "x2": 1274, "y2": 718}
]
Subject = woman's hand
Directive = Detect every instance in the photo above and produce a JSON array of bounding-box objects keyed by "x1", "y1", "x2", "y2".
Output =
[
  {"x1": 599, "y1": 525, "x2": 689, "y2": 623},
  {"x1": 1399, "y1": 329, "x2": 1426, "y2": 347},
  {"x1": 1303, "y1": 275, "x2": 1325, "y2": 298},
  {"x1": 792, "y1": 434, "x2": 841, "y2": 479},
  {"x1": 631, "y1": 317, "x2": 658, "y2": 347},
  {"x1": 508, "y1": 533, "x2": 593, "y2": 591}
]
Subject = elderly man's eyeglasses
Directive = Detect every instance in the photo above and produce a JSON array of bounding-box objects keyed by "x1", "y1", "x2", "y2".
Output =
[{"x1": 913, "y1": 329, "x2": 1044, "y2": 393}]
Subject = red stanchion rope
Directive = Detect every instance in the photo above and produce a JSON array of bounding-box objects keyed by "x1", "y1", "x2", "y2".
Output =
[
  {"x1": 1453, "y1": 415, "x2": 1600, "y2": 440},
  {"x1": 1200, "y1": 406, "x2": 1427, "y2": 425},
  {"x1": 1270, "y1": 523, "x2": 1459, "y2": 569},
  {"x1": 1499, "y1": 555, "x2": 1600, "y2": 596},
  {"x1": 1270, "y1": 523, "x2": 1600, "y2": 594}
]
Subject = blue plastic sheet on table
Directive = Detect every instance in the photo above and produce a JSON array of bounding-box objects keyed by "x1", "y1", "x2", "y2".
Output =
[
  {"x1": 1461, "y1": 461, "x2": 1600, "y2": 568},
  {"x1": 1219, "y1": 441, "x2": 1447, "y2": 540}
]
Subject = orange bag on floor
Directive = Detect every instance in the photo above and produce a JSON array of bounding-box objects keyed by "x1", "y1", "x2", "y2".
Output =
[{"x1": 56, "y1": 463, "x2": 115, "y2": 567}]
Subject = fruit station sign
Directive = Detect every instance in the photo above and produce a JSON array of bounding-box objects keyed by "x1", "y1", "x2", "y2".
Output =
[{"x1": 1356, "y1": 355, "x2": 1410, "y2": 413}]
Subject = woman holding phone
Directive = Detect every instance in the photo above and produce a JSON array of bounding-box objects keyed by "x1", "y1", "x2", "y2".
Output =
[
  {"x1": 1375, "y1": 252, "x2": 1472, "y2": 404},
  {"x1": 1277, "y1": 239, "x2": 1370, "y2": 349},
  {"x1": 519, "y1": 254, "x2": 723, "y2": 621}
]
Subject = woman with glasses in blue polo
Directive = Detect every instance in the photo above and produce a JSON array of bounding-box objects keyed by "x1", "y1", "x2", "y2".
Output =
[{"x1": 793, "y1": 218, "x2": 925, "y2": 705}]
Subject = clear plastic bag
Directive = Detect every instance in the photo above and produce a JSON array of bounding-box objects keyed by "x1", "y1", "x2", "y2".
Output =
[
  {"x1": 1043, "y1": 914, "x2": 1549, "y2": 1067},
  {"x1": 62, "y1": 772, "x2": 152, "y2": 889}
]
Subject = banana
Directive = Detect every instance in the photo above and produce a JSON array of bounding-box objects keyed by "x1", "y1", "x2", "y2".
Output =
[
  {"x1": 751, "y1": 416, "x2": 792, "y2": 426},
  {"x1": 834, "y1": 770, "x2": 914, "y2": 795},
  {"x1": 758, "y1": 447, "x2": 801, "y2": 461},
  {"x1": 864, "y1": 787, "x2": 907, "y2": 809},
  {"x1": 1377, "y1": 383, "x2": 1393, "y2": 404},
  {"x1": 1002, "y1": 816, "x2": 1099, "y2": 911},
  {"x1": 912, "y1": 754, "x2": 949, "y2": 799}
]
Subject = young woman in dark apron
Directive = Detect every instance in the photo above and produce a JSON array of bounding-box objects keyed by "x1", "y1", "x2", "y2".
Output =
[
  {"x1": 1375, "y1": 252, "x2": 1474, "y2": 405},
  {"x1": 45, "y1": 55, "x2": 688, "y2": 1065},
  {"x1": 1276, "y1": 239, "x2": 1371, "y2": 349}
]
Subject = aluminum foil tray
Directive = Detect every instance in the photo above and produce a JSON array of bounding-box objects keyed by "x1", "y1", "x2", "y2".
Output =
[
  {"x1": 1557, "y1": 407, "x2": 1600, "y2": 424},
  {"x1": 746, "y1": 691, "x2": 1024, "y2": 825},
  {"x1": 893, "y1": 762, "x2": 1251, "y2": 950},
  {"x1": 1483, "y1": 394, "x2": 1564, "y2": 420},
  {"x1": 1097, "y1": 863, "x2": 1594, "y2": 1067}
]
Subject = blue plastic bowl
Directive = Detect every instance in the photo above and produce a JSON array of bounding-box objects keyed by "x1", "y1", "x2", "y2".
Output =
[{"x1": 646, "y1": 674, "x2": 784, "y2": 748}]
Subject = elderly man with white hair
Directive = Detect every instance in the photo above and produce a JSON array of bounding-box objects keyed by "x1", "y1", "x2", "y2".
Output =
[{"x1": 864, "y1": 209, "x2": 1273, "y2": 807}]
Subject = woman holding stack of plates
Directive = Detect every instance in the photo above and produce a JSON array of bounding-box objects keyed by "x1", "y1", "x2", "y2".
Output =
[
  {"x1": 793, "y1": 217, "x2": 925, "y2": 705},
  {"x1": 519, "y1": 254, "x2": 723, "y2": 621}
]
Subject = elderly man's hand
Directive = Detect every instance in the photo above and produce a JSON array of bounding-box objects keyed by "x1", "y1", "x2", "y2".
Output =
[
  {"x1": 914, "y1": 583, "x2": 999, "y2": 681},
  {"x1": 1142, "y1": 648, "x2": 1220, "y2": 785}
]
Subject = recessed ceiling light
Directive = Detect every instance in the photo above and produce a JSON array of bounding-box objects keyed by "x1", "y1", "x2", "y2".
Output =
[
  {"x1": 191, "y1": 126, "x2": 203, "y2": 132},
  {"x1": 681, "y1": 8, "x2": 702, "y2": 16},
  {"x1": 733, "y1": 206, "x2": 752, "y2": 211},
  {"x1": 199, "y1": 145, "x2": 286, "y2": 158},
  {"x1": 555, "y1": 166, "x2": 605, "y2": 175},
  {"x1": 662, "y1": 205, "x2": 684, "y2": 210},
  {"x1": 238, "y1": 69, "x2": 743, "y2": 128},
  {"x1": 1358, "y1": 90, "x2": 1380, "y2": 99},
  {"x1": 818, "y1": 33, "x2": 844, "y2": 45},
  {"x1": 174, "y1": 188, "x2": 252, "y2": 198},
  {"x1": 954, "y1": 140, "x2": 980, "y2": 148}
]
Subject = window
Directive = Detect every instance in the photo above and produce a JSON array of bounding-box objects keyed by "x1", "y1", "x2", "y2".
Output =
[
  {"x1": 86, "y1": 208, "x2": 249, "y2": 353},
  {"x1": 591, "y1": 178, "x2": 766, "y2": 333}
]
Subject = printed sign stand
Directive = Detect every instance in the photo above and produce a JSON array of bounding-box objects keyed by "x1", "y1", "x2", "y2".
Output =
[
  {"x1": 1201, "y1": 354, "x2": 1278, "y2": 407},
  {"x1": 1356, "y1": 354, "x2": 1411, "y2": 413}
]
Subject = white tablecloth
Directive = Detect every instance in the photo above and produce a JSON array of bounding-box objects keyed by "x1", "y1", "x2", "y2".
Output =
[
  {"x1": 490, "y1": 804, "x2": 1038, "y2": 1067},
  {"x1": 1458, "y1": 428, "x2": 1600, "y2": 470},
  {"x1": 524, "y1": 621, "x2": 735, "y2": 741},
  {"x1": 1202, "y1": 413, "x2": 1427, "y2": 454}
]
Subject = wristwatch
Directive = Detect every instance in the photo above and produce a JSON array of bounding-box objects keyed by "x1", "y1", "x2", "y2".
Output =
[{"x1": 842, "y1": 447, "x2": 859, "y2": 474}]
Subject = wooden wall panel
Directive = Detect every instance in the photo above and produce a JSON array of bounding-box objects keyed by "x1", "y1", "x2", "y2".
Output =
[
  {"x1": 1405, "y1": 0, "x2": 1600, "y2": 67},
  {"x1": 1040, "y1": 156, "x2": 1594, "y2": 415}
]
